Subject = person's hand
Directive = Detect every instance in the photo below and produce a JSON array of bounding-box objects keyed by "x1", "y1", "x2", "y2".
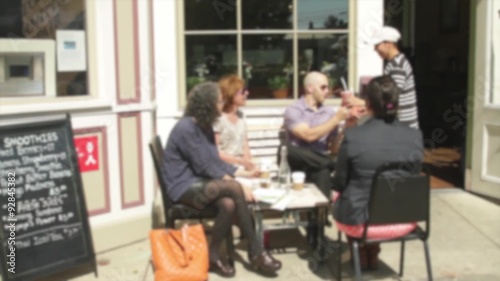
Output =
[
  {"x1": 242, "y1": 186, "x2": 256, "y2": 202},
  {"x1": 344, "y1": 95, "x2": 365, "y2": 108},
  {"x1": 235, "y1": 166, "x2": 260, "y2": 178},
  {"x1": 246, "y1": 168, "x2": 260, "y2": 178},
  {"x1": 241, "y1": 158, "x2": 255, "y2": 171},
  {"x1": 350, "y1": 105, "x2": 367, "y2": 120},
  {"x1": 335, "y1": 106, "x2": 351, "y2": 121}
]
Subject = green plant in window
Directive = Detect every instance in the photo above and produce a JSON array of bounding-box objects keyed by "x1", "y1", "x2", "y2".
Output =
[
  {"x1": 187, "y1": 63, "x2": 209, "y2": 91},
  {"x1": 321, "y1": 61, "x2": 339, "y2": 89},
  {"x1": 267, "y1": 75, "x2": 290, "y2": 91},
  {"x1": 328, "y1": 77, "x2": 337, "y2": 88},
  {"x1": 186, "y1": 76, "x2": 206, "y2": 91},
  {"x1": 267, "y1": 63, "x2": 292, "y2": 91}
]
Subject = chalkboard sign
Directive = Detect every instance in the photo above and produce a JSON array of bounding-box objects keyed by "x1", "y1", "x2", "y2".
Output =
[{"x1": 0, "y1": 115, "x2": 96, "y2": 281}]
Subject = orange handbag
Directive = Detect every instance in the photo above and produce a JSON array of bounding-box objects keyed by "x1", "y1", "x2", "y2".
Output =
[{"x1": 150, "y1": 224, "x2": 209, "y2": 281}]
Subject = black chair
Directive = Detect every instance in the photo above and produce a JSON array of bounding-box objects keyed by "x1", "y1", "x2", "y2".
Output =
[
  {"x1": 149, "y1": 136, "x2": 235, "y2": 266},
  {"x1": 336, "y1": 161, "x2": 433, "y2": 281}
]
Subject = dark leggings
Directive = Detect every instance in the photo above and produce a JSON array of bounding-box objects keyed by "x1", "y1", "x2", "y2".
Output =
[{"x1": 177, "y1": 178, "x2": 262, "y2": 261}]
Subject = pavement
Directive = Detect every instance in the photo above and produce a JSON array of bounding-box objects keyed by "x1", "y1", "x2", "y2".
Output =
[{"x1": 41, "y1": 188, "x2": 500, "y2": 281}]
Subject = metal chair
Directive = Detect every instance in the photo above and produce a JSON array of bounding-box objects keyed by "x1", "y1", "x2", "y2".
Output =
[
  {"x1": 336, "y1": 161, "x2": 433, "y2": 281},
  {"x1": 149, "y1": 136, "x2": 235, "y2": 265}
]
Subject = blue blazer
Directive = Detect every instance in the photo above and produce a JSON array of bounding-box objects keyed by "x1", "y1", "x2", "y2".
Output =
[{"x1": 333, "y1": 118, "x2": 424, "y2": 225}]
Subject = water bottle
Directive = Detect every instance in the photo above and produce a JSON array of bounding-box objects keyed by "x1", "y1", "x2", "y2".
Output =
[{"x1": 278, "y1": 145, "x2": 291, "y2": 189}]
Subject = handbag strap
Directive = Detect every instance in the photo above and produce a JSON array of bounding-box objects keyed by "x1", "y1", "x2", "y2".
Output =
[{"x1": 167, "y1": 225, "x2": 192, "y2": 267}]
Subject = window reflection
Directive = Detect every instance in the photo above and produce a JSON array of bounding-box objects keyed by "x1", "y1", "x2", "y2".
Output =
[
  {"x1": 0, "y1": 53, "x2": 45, "y2": 97},
  {"x1": 0, "y1": 0, "x2": 87, "y2": 97},
  {"x1": 243, "y1": 35, "x2": 293, "y2": 99},
  {"x1": 185, "y1": 35, "x2": 237, "y2": 93},
  {"x1": 297, "y1": 0, "x2": 348, "y2": 30},
  {"x1": 185, "y1": 0, "x2": 236, "y2": 30},
  {"x1": 298, "y1": 33, "x2": 348, "y2": 97},
  {"x1": 242, "y1": 0, "x2": 293, "y2": 30}
]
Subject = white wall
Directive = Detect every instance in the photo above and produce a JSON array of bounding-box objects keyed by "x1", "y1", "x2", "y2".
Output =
[
  {"x1": 152, "y1": 0, "x2": 180, "y2": 144},
  {"x1": 356, "y1": 0, "x2": 385, "y2": 82}
]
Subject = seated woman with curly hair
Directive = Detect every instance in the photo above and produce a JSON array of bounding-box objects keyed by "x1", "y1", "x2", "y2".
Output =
[{"x1": 162, "y1": 82, "x2": 281, "y2": 277}]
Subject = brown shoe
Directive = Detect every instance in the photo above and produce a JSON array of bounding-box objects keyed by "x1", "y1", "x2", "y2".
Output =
[
  {"x1": 350, "y1": 245, "x2": 369, "y2": 270},
  {"x1": 347, "y1": 238, "x2": 368, "y2": 270},
  {"x1": 209, "y1": 259, "x2": 235, "y2": 278},
  {"x1": 249, "y1": 251, "x2": 282, "y2": 273},
  {"x1": 366, "y1": 243, "x2": 381, "y2": 270}
]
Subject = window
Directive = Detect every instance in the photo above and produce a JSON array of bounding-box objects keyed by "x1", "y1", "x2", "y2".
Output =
[
  {"x1": 179, "y1": 0, "x2": 352, "y2": 103},
  {"x1": 0, "y1": 0, "x2": 87, "y2": 98}
]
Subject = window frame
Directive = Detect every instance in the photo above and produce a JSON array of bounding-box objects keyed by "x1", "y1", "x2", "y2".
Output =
[{"x1": 176, "y1": 0, "x2": 357, "y2": 108}]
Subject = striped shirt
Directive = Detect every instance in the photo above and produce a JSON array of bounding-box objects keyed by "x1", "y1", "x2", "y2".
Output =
[{"x1": 384, "y1": 53, "x2": 419, "y2": 129}]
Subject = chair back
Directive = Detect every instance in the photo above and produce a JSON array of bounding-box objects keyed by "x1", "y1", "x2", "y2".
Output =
[
  {"x1": 149, "y1": 136, "x2": 174, "y2": 210},
  {"x1": 363, "y1": 162, "x2": 430, "y2": 239}
]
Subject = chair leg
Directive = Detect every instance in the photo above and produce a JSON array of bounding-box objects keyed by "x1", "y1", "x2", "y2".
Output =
[
  {"x1": 399, "y1": 240, "x2": 405, "y2": 277},
  {"x1": 226, "y1": 229, "x2": 235, "y2": 267},
  {"x1": 352, "y1": 241, "x2": 363, "y2": 281},
  {"x1": 166, "y1": 216, "x2": 174, "y2": 228},
  {"x1": 423, "y1": 240, "x2": 433, "y2": 281},
  {"x1": 337, "y1": 231, "x2": 342, "y2": 281}
]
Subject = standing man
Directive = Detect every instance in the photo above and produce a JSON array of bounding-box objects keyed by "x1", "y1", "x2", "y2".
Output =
[
  {"x1": 283, "y1": 71, "x2": 350, "y2": 199},
  {"x1": 347, "y1": 26, "x2": 419, "y2": 129}
]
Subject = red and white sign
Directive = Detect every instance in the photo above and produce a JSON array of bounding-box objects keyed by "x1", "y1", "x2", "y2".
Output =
[{"x1": 74, "y1": 136, "x2": 99, "y2": 172}]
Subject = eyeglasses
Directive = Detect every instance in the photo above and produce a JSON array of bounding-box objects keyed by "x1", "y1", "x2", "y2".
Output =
[{"x1": 238, "y1": 87, "x2": 249, "y2": 95}]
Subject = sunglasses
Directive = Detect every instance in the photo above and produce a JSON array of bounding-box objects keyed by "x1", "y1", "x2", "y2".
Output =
[
  {"x1": 320, "y1": 85, "x2": 329, "y2": 90},
  {"x1": 238, "y1": 87, "x2": 249, "y2": 95}
]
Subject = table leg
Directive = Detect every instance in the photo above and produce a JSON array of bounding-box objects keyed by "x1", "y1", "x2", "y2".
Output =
[
  {"x1": 252, "y1": 209, "x2": 264, "y2": 247},
  {"x1": 315, "y1": 206, "x2": 327, "y2": 263}
]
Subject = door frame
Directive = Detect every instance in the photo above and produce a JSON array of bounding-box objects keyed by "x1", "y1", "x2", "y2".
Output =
[{"x1": 469, "y1": 0, "x2": 500, "y2": 198}]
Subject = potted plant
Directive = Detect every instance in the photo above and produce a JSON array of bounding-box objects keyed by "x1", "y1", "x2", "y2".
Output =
[
  {"x1": 186, "y1": 76, "x2": 205, "y2": 92},
  {"x1": 267, "y1": 75, "x2": 290, "y2": 99},
  {"x1": 268, "y1": 63, "x2": 292, "y2": 99},
  {"x1": 186, "y1": 63, "x2": 209, "y2": 92},
  {"x1": 321, "y1": 61, "x2": 340, "y2": 97}
]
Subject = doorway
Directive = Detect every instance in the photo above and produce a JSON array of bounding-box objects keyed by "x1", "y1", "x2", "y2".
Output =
[{"x1": 384, "y1": 0, "x2": 470, "y2": 189}]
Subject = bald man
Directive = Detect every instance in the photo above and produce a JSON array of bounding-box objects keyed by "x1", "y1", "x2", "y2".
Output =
[{"x1": 283, "y1": 71, "x2": 350, "y2": 199}]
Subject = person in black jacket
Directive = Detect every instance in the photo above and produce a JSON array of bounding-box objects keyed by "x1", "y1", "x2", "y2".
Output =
[
  {"x1": 162, "y1": 82, "x2": 281, "y2": 277},
  {"x1": 333, "y1": 75, "x2": 424, "y2": 270}
]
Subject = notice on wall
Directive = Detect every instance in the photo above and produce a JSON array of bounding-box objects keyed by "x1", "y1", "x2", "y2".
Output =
[
  {"x1": 56, "y1": 30, "x2": 87, "y2": 72},
  {"x1": 0, "y1": 115, "x2": 96, "y2": 281},
  {"x1": 74, "y1": 136, "x2": 99, "y2": 172}
]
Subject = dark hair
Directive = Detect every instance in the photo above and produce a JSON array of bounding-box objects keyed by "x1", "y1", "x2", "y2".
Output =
[
  {"x1": 184, "y1": 82, "x2": 220, "y2": 134},
  {"x1": 366, "y1": 75, "x2": 400, "y2": 123}
]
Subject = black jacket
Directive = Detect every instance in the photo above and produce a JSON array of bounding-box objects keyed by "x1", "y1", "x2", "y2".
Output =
[{"x1": 333, "y1": 118, "x2": 424, "y2": 225}]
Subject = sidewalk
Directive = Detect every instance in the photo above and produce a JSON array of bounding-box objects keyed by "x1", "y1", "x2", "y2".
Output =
[{"x1": 44, "y1": 188, "x2": 500, "y2": 281}]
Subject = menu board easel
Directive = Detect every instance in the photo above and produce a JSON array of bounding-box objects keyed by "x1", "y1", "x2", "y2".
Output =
[{"x1": 0, "y1": 114, "x2": 96, "y2": 281}]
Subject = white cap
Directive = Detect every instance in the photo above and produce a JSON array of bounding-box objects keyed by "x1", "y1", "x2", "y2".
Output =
[{"x1": 370, "y1": 26, "x2": 401, "y2": 45}]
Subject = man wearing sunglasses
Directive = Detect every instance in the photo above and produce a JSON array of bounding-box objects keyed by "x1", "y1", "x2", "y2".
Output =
[{"x1": 282, "y1": 71, "x2": 350, "y2": 200}]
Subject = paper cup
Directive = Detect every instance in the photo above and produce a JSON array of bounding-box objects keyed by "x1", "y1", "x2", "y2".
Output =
[
  {"x1": 260, "y1": 177, "x2": 271, "y2": 188},
  {"x1": 340, "y1": 91, "x2": 354, "y2": 107},
  {"x1": 291, "y1": 171, "x2": 306, "y2": 190}
]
